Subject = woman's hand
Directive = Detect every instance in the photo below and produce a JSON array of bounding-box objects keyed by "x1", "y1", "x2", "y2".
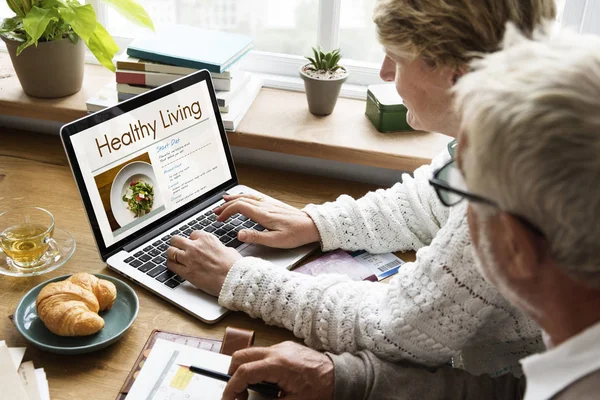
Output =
[
  {"x1": 222, "y1": 341, "x2": 335, "y2": 400},
  {"x1": 213, "y1": 194, "x2": 321, "y2": 249},
  {"x1": 166, "y1": 230, "x2": 242, "y2": 296}
]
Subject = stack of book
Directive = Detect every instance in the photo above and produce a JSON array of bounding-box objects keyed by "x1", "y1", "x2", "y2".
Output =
[{"x1": 86, "y1": 24, "x2": 262, "y2": 131}]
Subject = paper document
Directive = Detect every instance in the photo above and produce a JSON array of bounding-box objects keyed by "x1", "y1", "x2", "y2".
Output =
[
  {"x1": 19, "y1": 361, "x2": 41, "y2": 400},
  {"x1": 128, "y1": 339, "x2": 265, "y2": 400},
  {"x1": 0, "y1": 340, "x2": 26, "y2": 370},
  {"x1": 0, "y1": 344, "x2": 29, "y2": 400}
]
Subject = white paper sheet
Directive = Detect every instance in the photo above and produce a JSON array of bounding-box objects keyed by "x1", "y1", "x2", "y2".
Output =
[
  {"x1": 0, "y1": 341, "x2": 26, "y2": 371},
  {"x1": 18, "y1": 361, "x2": 41, "y2": 400},
  {"x1": 128, "y1": 339, "x2": 265, "y2": 400},
  {"x1": 35, "y1": 369, "x2": 50, "y2": 400}
]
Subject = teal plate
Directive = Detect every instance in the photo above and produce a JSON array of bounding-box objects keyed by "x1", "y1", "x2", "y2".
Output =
[{"x1": 14, "y1": 274, "x2": 139, "y2": 354}]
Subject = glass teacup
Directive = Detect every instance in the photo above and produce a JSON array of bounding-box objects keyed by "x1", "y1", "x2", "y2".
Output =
[{"x1": 0, "y1": 207, "x2": 59, "y2": 269}]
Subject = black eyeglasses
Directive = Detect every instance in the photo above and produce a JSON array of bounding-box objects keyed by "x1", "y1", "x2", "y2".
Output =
[{"x1": 429, "y1": 159, "x2": 544, "y2": 237}]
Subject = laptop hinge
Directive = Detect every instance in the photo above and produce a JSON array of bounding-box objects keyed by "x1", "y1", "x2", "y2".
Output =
[{"x1": 123, "y1": 186, "x2": 235, "y2": 253}]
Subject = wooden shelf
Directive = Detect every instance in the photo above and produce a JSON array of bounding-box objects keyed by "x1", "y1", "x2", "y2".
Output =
[{"x1": 0, "y1": 53, "x2": 451, "y2": 172}]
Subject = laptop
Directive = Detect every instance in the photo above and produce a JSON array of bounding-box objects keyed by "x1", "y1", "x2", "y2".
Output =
[{"x1": 60, "y1": 70, "x2": 317, "y2": 323}]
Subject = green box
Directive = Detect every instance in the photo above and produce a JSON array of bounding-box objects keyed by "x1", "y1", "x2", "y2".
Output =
[{"x1": 365, "y1": 84, "x2": 414, "y2": 132}]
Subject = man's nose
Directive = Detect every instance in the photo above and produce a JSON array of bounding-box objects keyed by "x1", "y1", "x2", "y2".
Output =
[{"x1": 380, "y1": 56, "x2": 395, "y2": 82}]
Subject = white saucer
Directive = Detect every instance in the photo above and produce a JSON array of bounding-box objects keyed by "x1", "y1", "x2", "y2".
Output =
[{"x1": 0, "y1": 227, "x2": 76, "y2": 277}]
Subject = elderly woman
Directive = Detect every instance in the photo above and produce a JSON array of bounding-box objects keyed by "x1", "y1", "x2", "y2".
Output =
[{"x1": 167, "y1": 0, "x2": 555, "y2": 376}]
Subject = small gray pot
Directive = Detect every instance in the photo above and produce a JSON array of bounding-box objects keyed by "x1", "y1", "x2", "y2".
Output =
[
  {"x1": 300, "y1": 64, "x2": 348, "y2": 116},
  {"x1": 1, "y1": 35, "x2": 85, "y2": 99}
]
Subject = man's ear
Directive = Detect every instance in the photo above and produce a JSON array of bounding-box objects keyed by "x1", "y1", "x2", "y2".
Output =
[{"x1": 497, "y1": 212, "x2": 545, "y2": 281}]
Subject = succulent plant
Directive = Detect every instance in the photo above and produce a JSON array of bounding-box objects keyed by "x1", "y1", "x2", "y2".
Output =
[{"x1": 306, "y1": 46, "x2": 343, "y2": 72}]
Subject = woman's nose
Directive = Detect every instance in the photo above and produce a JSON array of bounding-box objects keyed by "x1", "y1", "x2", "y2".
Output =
[{"x1": 380, "y1": 56, "x2": 395, "y2": 82}]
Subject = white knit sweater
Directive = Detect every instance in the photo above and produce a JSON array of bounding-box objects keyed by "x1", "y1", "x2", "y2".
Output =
[{"x1": 219, "y1": 150, "x2": 542, "y2": 376}]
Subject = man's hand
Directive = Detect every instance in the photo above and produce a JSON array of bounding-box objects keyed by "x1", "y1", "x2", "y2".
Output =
[
  {"x1": 213, "y1": 194, "x2": 321, "y2": 249},
  {"x1": 222, "y1": 341, "x2": 335, "y2": 400},
  {"x1": 166, "y1": 231, "x2": 242, "y2": 296}
]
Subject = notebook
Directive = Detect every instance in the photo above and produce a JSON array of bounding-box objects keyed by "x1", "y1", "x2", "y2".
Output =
[
  {"x1": 127, "y1": 24, "x2": 253, "y2": 73},
  {"x1": 118, "y1": 328, "x2": 258, "y2": 400}
]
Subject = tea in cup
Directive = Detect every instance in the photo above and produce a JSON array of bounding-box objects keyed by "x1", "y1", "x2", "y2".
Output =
[{"x1": 0, "y1": 207, "x2": 59, "y2": 268}]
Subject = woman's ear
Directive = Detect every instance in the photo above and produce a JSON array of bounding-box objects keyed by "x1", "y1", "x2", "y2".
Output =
[{"x1": 452, "y1": 65, "x2": 469, "y2": 85}]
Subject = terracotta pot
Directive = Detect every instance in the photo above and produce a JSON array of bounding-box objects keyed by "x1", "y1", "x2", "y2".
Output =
[
  {"x1": 299, "y1": 65, "x2": 348, "y2": 116},
  {"x1": 1, "y1": 35, "x2": 85, "y2": 98}
]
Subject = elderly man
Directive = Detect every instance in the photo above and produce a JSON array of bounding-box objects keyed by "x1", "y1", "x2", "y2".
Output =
[{"x1": 220, "y1": 25, "x2": 600, "y2": 400}]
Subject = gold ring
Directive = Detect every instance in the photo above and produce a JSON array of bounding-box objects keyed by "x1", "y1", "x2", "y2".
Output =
[{"x1": 173, "y1": 249, "x2": 179, "y2": 264}]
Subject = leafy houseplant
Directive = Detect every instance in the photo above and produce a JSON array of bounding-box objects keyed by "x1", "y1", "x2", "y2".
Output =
[
  {"x1": 0, "y1": 0, "x2": 153, "y2": 98},
  {"x1": 299, "y1": 47, "x2": 348, "y2": 116}
]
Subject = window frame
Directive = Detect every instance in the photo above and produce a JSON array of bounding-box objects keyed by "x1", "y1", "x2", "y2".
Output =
[{"x1": 1, "y1": 0, "x2": 597, "y2": 97}]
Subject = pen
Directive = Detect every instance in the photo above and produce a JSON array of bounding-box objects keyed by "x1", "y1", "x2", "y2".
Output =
[{"x1": 177, "y1": 364, "x2": 281, "y2": 398}]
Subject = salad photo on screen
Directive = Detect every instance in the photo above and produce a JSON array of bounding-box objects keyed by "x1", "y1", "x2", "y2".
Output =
[{"x1": 123, "y1": 180, "x2": 154, "y2": 218}]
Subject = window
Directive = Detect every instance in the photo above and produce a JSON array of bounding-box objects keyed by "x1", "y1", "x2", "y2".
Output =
[
  {"x1": 105, "y1": 0, "x2": 319, "y2": 57},
  {"x1": 0, "y1": 0, "x2": 596, "y2": 88}
]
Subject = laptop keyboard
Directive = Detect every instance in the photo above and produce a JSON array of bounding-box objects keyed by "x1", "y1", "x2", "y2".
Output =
[{"x1": 122, "y1": 210, "x2": 264, "y2": 289}]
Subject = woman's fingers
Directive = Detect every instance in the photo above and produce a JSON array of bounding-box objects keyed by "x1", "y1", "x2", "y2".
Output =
[{"x1": 216, "y1": 199, "x2": 267, "y2": 223}]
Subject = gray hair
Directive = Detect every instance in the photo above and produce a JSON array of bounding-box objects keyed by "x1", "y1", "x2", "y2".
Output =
[{"x1": 454, "y1": 23, "x2": 600, "y2": 287}]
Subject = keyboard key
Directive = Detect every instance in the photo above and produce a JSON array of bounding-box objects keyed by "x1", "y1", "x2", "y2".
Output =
[
  {"x1": 208, "y1": 214, "x2": 217, "y2": 222},
  {"x1": 254, "y1": 224, "x2": 265, "y2": 231},
  {"x1": 124, "y1": 256, "x2": 135, "y2": 263},
  {"x1": 139, "y1": 254, "x2": 151, "y2": 262},
  {"x1": 243, "y1": 221, "x2": 255, "y2": 228},
  {"x1": 143, "y1": 246, "x2": 153, "y2": 252},
  {"x1": 234, "y1": 226, "x2": 244, "y2": 233},
  {"x1": 152, "y1": 256, "x2": 166, "y2": 265},
  {"x1": 230, "y1": 219, "x2": 243, "y2": 226},
  {"x1": 223, "y1": 224, "x2": 236, "y2": 232},
  {"x1": 190, "y1": 224, "x2": 202, "y2": 230},
  {"x1": 173, "y1": 274, "x2": 186, "y2": 283},
  {"x1": 152, "y1": 240, "x2": 162, "y2": 247},
  {"x1": 212, "y1": 221, "x2": 224, "y2": 228},
  {"x1": 149, "y1": 249, "x2": 160, "y2": 257},
  {"x1": 238, "y1": 215, "x2": 249, "y2": 221},
  {"x1": 156, "y1": 271, "x2": 173, "y2": 283},
  {"x1": 226, "y1": 232, "x2": 238, "y2": 239},
  {"x1": 161, "y1": 235, "x2": 170, "y2": 241},
  {"x1": 204, "y1": 210, "x2": 213, "y2": 217},
  {"x1": 147, "y1": 266, "x2": 166, "y2": 278},
  {"x1": 199, "y1": 219, "x2": 210, "y2": 227},
  {"x1": 204, "y1": 226, "x2": 216, "y2": 233},
  {"x1": 233, "y1": 213, "x2": 242, "y2": 219},
  {"x1": 164, "y1": 279, "x2": 181, "y2": 288},
  {"x1": 134, "y1": 251, "x2": 144, "y2": 257},
  {"x1": 158, "y1": 243, "x2": 168, "y2": 251},
  {"x1": 226, "y1": 239, "x2": 243, "y2": 248},
  {"x1": 138, "y1": 262, "x2": 156, "y2": 273},
  {"x1": 215, "y1": 229, "x2": 227, "y2": 236},
  {"x1": 219, "y1": 236, "x2": 231, "y2": 244},
  {"x1": 129, "y1": 259, "x2": 142, "y2": 268}
]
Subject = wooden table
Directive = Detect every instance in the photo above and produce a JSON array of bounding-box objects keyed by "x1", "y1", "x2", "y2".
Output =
[{"x1": 0, "y1": 128, "x2": 415, "y2": 400}]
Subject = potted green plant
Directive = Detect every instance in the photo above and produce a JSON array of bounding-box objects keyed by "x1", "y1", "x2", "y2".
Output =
[
  {"x1": 0, "y1": 0, "x2": 153, "y2": 98},
  {"x1": 299, "y1": 46, "x2": 348, "y2": 116}
]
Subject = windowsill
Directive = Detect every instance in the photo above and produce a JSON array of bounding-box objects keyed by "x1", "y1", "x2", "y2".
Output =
[{"x1": 0, "y1": 53, "x2": 451, "y2": 172}]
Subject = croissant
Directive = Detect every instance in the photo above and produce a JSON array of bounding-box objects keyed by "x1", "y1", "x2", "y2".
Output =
[
  {"x1": 67, "y1": 272, "x2": 117, "y2": 311},
  {"x1": 36, "y1": 273, "x2": 117, "y2": 336}
]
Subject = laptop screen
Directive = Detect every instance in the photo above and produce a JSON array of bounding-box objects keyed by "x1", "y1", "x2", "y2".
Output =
[{"x1": 65, "y1": 73, "x2": 235, "y2": 251}]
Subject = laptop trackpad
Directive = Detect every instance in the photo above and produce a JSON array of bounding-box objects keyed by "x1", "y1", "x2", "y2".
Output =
[{"x1": 239, "y1": 245, "x2": 299, "y2": 269}]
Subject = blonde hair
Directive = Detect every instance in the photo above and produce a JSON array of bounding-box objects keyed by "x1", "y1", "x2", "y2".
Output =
[
  {"x1": 373, "y1": 0, "x2": 556, "y2": 68},
  {"x1": 454, "y1": 24, "x2": 600, "y2": 288}
]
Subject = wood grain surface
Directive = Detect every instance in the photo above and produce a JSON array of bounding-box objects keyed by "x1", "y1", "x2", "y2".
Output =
[{"x1": 0, "y1": 127, "x2": 415, "y2": 400}]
